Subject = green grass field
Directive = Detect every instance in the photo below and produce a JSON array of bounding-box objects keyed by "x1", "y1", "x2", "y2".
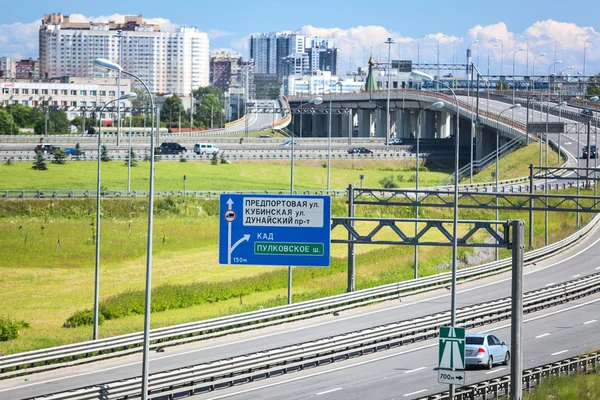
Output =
[{"x1": 0, "y1": 158, "x2": 449, "y2": 191}]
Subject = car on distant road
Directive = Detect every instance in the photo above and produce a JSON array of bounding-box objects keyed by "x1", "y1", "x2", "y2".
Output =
[
  {"x1": 465, "y1": 333, "x2": 510, "y2": 369},
  {"x1": 280, "y1": 141, "x2": 299, "y2": 146},
  {"x1": 581, "y1": 109, "x2": 594, "y2": 117},
  {"x1": 582, "y1": 145, "x2": 597, "y2": 159},
  {"x1": 34, "y1": 144, "x2": 60, "y2": 154},
  {"x1": 257, "y1": 135, "x2": 271, "y2": 138},
  {"x1": 65, "y1": 148, "x2": 86, "y2": 156},
  {"x1": 348, "y1": 147, "x2": 373, "y2": 154},
  {"x1": 389, "y1": 138, "x2": 403, "y2": 145},
  {"x1": 159, "y1": 142, "x2": 187, "y2": 155}
]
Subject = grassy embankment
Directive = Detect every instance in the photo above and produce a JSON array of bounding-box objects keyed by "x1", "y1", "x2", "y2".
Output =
[
  {"x1": 464, "y1": 143, "x2": 561, "y2": 184},
  {"x1": 523, "y1": 368, "x2": 600, "y2": 399},
  {"x1": 0, "y1": 145, "x2": 592, "y2": 354}
]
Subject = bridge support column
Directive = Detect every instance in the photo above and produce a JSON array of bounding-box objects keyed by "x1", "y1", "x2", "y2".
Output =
[
  {"x1": 423, "y1": 110, "x2": 436, "y2": 139},
  {"x1": 375, "y1": 108, "x2": 388, "y2": 139},
  {"x1": 341, "y1": 112, "x2": 351, "y2": 138},
  {"x1": 408, "y1": 109, "x2": 418, "y2": 139},
  {"x1": 311, "y1": 114, "x2": 322, "y2": 138},
  {"x1": 331, "y1": 114, "x2": 343, "y2": 137},
  {"x1": 358, "y1": 109, "x2": 372, "y2": 138},
  {"x1": 438, "y1": 111, "x2": 451, "y2": 138},
  {"x1": 394, "y1": 109, "x2": 405, "y2": 138}
]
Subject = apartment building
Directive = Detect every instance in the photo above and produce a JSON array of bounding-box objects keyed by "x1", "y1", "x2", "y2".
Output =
[
  {"x1": 0, "y1": 57, "x2": 16, "y2": 78},
  {"x1": 0, "y1": 76, "x2": 133, "y2": 120},
  {"x1": 38, "y1": 13, "x2": 209, "y2": 96},
  {"x1": 209, "y1": 51, "x2": 254, "y2": 96}
]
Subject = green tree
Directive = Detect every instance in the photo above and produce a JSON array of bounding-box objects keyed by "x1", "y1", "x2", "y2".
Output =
[
  {"x1": 8, "y1": 104, "x2": 33, "y2": 128},
  {"x1": 0, "y1": 108, "x2": 13, "y2": 135},
  {"x1": 32, "y1": 151, "x2": 48, "y2": 170},
  {"x1": 125, "y1": 148, "x2": 138, "y2": 167},
  {"x1": 52, "y1": 148, "x2": 67, "y2": 165},
  {"x1": 33, "y1": 109, "x2": 70, "y2": 135},
  {"x1": 71, "y1": 116, "x2": 98, "y2": 132},
  {"x1": 194, "y1": 92, "x2": 225, "y2": 129},
  {"x1": 101, "y1": 144, "x2": 110, "y2": 162},
  {"x1": 160, "y1": 94, "x2": 186, "y2": 129},
  {"x1": 587, "y1": 73, "x2": 600, "y2": 97},
  {"x1": 75, "y1": 143, "x2": 82, "y2": 161}
]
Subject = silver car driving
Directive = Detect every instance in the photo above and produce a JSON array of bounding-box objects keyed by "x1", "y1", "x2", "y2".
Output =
[{"x1": 465, "y1": 333, "x2": 510, "y2": 369}]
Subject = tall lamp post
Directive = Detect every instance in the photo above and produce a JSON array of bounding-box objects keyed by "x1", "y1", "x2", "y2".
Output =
[
  {"x1": 467, "y1": 39, "x2": 479, "y2": 184},
  {"x1": 289, "y1": 97, "x2": 323, "y2": 305},
  {"x1": 451, "y1": 37, "x2": 462, "y2": 90},
  {"x1": 92, "y1": 92, "x2": 137, "y2": 341},
  {"x1": 415, "y1": 101, "x2": 444, "y2": 278},
  {"x1": 532, "y1": 53, "x2": 546, "y2": 93},
  {"x1": 547, "y1": 35, "x2": 558, "y2": 74},
  {"x1": 94, "y1": 58, "x2": 155, "y2": 400},
  {"x1": 576, "y1": 38, "x2": 587, "y2": 79},
  {"x1": 9, "y1": 96, "x2": 13, "y2": 135},
  {"x1": 494, "y1": 38, "x2": 504, "y2": 76},
  {"x1": 487, "y1": 43, "x2": 499, "y2": 76},
  {"x1": 327, "y1": 82, "x2": 342, "y2": 191},
  {"x1": 512, "y1": 48, "x2": 525, "y2": 104},
  {"x1": 384, "y1": 38, "x2": 395, "y2": 146},
  {"x1": 412, "y1": 69, "x2": 460, "y2": 398},
  {"x1": 495, "y1": 104, "x2": 521, "y2": 260},
  {"x1": 519, "y1": 35, "x2": 530, "y2": 76}
]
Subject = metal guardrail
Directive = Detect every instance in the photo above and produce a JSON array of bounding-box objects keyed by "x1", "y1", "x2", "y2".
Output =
[
  {"x1": 417, "y1": 352, "x2": 600, "y2": 400},
  {"x1": 21, "y1": 273, "x2": 600, "y2": 399},
  {"x1": 2, "y1": 212, "x2": 599, "y2": 380}
]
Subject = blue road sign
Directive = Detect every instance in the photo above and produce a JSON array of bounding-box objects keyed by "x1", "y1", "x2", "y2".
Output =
[{"x1": 219, "y1": 194, "x2": 331, "y2": 267}]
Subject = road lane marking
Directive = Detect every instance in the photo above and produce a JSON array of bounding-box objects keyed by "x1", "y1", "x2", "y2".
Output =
[
  {"x1": 405, "y1": 367, "x2": 426, "y2": 374},
  {"x1": 404, "y1": 389, "x2": 428, "y2": 397},
  {"x1": 544, "y1": 283, "x2": 556, "y2": 287},
  {"x1": 584, "y1": 320, "x2": 597, "y2": 325},
  {"x1": 551, "y1": 350, "x2": 568, "y2": 356},
  {"x1": 316, "y1": 388, "x2": 342, "y2": 395},
  {"x1": 573, "y1": 274, "x2": 581, "y2": 278},
  {"x1": 486, "y1": 367, "x2": 505, "y2": 374},
  {"x1": 5, "y1": 227, "x2": 600, "y2": 394},
  {"x1": 535, "y1": 333, "x2": 550, "y2": 338}
]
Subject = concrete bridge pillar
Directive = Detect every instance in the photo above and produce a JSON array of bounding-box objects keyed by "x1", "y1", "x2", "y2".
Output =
[
  {"x1": 341, "y1": 112, "x2": 351, "y2": 138},
  {"x1": 438, "y1": 111, "x2": 451, "y2": 138},
  {"x1": 375, "y1": 108, "x2": 388, "y2": 139},
  {"x1": 408, "y1": 109, "x2": 418, "y2": 139},
  {"x1": 358, "y1": 109, "x2": 373, "y2": 138},
  {"x1": 423, "y1": 110, "x2": 436, "y2": 139},
  {"x1": 311, "y1": 114, "x2": 322, "y2": 138},
  {"x1": 331, "y1": 114, "x2": 342, "y2": 137}
]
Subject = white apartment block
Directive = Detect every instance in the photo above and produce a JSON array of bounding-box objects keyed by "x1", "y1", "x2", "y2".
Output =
[
  {"x1": 249, "y1": 33, "x2": 277, "y2": 75},
  {"x1": 0, "y1": 77, "x2": 133, "y2": 120},
  {"x1": 38, "y1": 14, "x2": 209, "y2": 96}
]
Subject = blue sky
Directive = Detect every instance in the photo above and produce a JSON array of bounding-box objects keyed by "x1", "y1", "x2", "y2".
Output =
[{"x1": 1, "y1": 0, "x2": 598, "y2": 76}]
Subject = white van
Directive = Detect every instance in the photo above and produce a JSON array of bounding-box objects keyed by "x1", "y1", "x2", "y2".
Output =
[{"x1": 194, "y1": 143, "x2": 219, "y2": 155}]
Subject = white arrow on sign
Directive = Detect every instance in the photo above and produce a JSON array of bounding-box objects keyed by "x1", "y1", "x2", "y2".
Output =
[
  {"x1": 226, "y1": 198, "x2": 250, "y2": 264},
  {"x1": 438, "y1": 369, "x2": 466, "y2": 386}
]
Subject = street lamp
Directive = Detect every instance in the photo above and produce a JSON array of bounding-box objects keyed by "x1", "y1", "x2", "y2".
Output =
[
  {"x1": 415, "y1": 101, "x2": 444, "y2": 278},
  {"x1": 9, "y1": 95, "x2": 13, "y2": 135},
  {"x1": 548, "y1": 60, "x2": 562, "y2": 96},
  {"x1": 411, "y1": 69, "x2": 460, "y2": 397},
  {"x1": 495, "y1": 104, "x2": 521, "y2": 260},
  {"x1": 487, "y1": 43, "x2": 499, "y2": 76},
  {"x1": 555, "y1": 100, "x2": 567, "y2": 163},
  {"x1": 494, "y1": 38, "x2": 504, "y2": 76},
  {"x1": 385, "y1": 38, "x2": 395, "y2": 146},
  {"x1": 547, "y1": 34, "x2": 558, "y2": 74},
  {"x1": 519, "y1": 35, "x2": 530, "y2": 75},
  {"x1": 327, "y1": 82, "x2": 342, "y2": 191},
  {"x1": 576, "y1": 38, "x2": 587, "y2": 79},
  {"x1": 93, "y1": 57, "x2": 155, "y2": 400},
  {"x1": 532, "y1": 53, "x2": 546, "y2": 93},
  {"x1": 512, "y1": 48, "x2": 525, "y2": 103},
  {"x1": 288, "y1": 96, "x2": 322, "y2": 305},
  {"x1": 92, "y1": 92, "x2": 137, "y2": 340}
]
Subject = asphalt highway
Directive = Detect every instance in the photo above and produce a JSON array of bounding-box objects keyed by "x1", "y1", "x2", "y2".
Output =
[{"x1": 2, "y1": 213, "x2": 600, "y2": 399}]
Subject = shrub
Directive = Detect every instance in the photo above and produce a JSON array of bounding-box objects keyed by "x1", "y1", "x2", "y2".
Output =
[
  {"x1": 5, "y1": 158, "x2": 14, "y2": 166},
  {"x1": 32, "y1": 151, "x2": 48, "y2": 170},
  {"x1": 379, "y1": 175, "x2": 398, "y2": 188},
  {"x1": 179, "y1": 155, "x2": 187, "y2": 163},
  {"x1": 211, "y1": 152, "x2": 219, "y2": 165},
  {"x1": 396, "y1": 174, "x2": 405, "y2": 182},
  {"x1": 63, "y1": 309, "x2": 104, "y2": 328},
  {"x1": 52, "y1": 148, "x2": 68, "y2": 165},
  {"x1": 100, "y1": 145, "x2": 110, "y2": 162},
  {"x1": 0, "y1": 317, "x2": 30, "y2": 341}
]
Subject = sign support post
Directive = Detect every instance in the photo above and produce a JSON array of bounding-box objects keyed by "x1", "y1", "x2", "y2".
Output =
[{"x1": 510, "y1": 220, "x2": 524, "y2": 400}]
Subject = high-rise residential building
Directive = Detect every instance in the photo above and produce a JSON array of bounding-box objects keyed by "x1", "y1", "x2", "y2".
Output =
[
  {"x1": 38, "y1": 13, "x2": 209, "y2": 95},
  {"x1": 249, "y1": 32, "x2": 338, "y2": 81},
  {"x1": 0, "y1": 57, "x2": 16, "y2": 78}
]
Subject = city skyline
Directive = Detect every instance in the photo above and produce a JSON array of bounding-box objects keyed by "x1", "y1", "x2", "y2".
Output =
[{"x1": 0, "y1": 2, "x2": 598, "y2": 79}]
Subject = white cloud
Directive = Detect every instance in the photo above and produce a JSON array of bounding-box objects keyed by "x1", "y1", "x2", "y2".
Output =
[{"x1": 0, "y1": 17, "x2": 598, "y2": 77}]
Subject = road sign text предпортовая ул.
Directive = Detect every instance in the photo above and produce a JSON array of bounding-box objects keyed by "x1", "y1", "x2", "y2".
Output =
[{"x1": 218, "y1": 194, "x2": 331, "y2": 267}]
